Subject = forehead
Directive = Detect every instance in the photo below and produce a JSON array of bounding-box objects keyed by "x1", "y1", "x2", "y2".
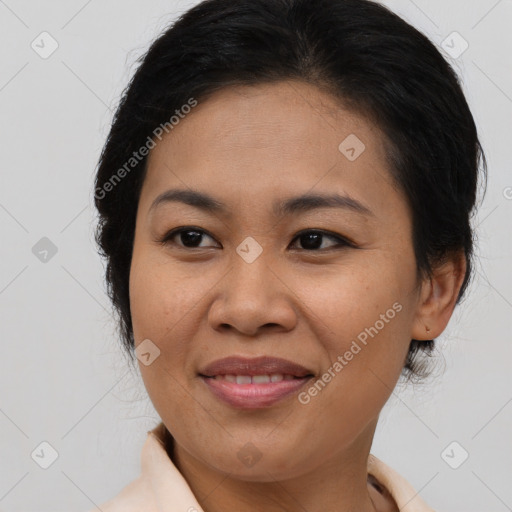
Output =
[
  {"x1": 141, "y1": 81, "x2": 400, "y2": 219},
  {"x1": 158, "y1": 81, "x2": 386, "y2": 157}
]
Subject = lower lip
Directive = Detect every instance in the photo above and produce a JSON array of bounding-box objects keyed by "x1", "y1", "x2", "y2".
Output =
[{"x1": 200, "y1": 376, "x2": 313, "y2": 409}]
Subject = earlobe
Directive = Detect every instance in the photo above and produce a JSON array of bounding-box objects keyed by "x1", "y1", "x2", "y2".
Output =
[{"x1": 411, "y1": 252, "x2": 466, "y2": 340}]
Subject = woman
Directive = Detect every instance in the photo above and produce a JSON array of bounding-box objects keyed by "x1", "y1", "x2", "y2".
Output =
[{"x1": 91, "y1": 0, "x2": 487, "y2": 510}]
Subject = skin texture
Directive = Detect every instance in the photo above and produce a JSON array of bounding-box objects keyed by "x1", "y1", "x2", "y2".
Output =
[{"x1": 129, "y1": 80, "x2": 466, "y2": 512}]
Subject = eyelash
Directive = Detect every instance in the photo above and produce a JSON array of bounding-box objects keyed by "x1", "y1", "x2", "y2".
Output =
[{"x1": 159, "y1": 226, "x2": 355, "y2": 252}]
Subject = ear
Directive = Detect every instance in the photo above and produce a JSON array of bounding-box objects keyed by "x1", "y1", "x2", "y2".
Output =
[{"x1": 411, "y1": 250, "x2": 467, "y2": 340}]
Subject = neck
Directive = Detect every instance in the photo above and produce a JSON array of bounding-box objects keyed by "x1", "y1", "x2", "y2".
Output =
[{"x1": 167, "y1": 420, "x2": 382, "y2": 512}]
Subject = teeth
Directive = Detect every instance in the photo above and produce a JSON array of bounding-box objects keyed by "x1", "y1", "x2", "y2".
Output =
[
  {"x1": 212, "y1": 373, "x2": 298, "y2": 383},
  {"x1": 252, "y1": 375, "x2": 270, "y2": 384}
]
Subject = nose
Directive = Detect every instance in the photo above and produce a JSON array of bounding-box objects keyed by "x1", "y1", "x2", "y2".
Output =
[{"x1": 207, "y1": 251, "x2": 298, "y2": 337}]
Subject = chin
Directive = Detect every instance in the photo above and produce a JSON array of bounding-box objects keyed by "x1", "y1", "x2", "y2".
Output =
[{"x1": 202, "y1": 442, "x2": 316, "y2": 481}]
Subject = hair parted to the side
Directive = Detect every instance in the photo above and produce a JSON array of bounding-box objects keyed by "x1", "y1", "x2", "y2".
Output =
[{"x1": 94, "y1": 0, "x2": 486, "y2": 382}]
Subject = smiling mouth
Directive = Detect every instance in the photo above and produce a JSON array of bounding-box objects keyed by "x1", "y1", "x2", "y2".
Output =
[{"x1": 198, "y1": 373, "x2": 314, "y2": 409}]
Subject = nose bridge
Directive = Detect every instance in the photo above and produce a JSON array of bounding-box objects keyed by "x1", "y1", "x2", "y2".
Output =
[
  {"x1": 208, "y1": 238, "x2": 297, "y2": 334},
  {"x1": 229, "y1": 237, "x2": 275, "y2": 300}
]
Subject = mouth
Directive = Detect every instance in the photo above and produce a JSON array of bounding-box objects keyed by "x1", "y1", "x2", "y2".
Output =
[
  {"x1": 198, "y1": 355, "x2": 314, "y2": 378},
  {"x1": 199, "y1": 374, "x2": 314, "y2": 409},
  {"x1": 198, "y1": 356, "x2": 314, "y2": 409}
]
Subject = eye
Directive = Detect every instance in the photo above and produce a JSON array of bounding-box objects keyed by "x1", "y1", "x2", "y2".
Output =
[
  {"x1": 289, "y1": 229, "x2": 353, "y2": 251},
  {"x1": 159, "y1": 227, "x2": 353, "y2": 251},
  {"x1": 160, "y1": 227, "x2": 219, "y2": 249}
]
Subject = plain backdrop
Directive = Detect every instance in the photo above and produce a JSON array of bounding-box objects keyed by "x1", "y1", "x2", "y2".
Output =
[{"x1": 0, "y1": 0, "x2": 511, "y2": 511}]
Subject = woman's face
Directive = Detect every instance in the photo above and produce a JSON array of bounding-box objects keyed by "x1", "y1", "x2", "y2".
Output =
[{"x1": 129, "y1": 80, "x2": 425, "y2": 479}]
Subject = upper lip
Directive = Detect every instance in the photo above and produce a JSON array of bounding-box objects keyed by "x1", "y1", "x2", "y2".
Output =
[{"x1": 199, "y1": 356, "x2": 314, "y2": 378}]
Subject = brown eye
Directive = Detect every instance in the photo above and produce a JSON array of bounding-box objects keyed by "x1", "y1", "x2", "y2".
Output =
[
  {"x1": 161, "y1": 227, "x2": 218, "y2": 248},
  {"x1": 160, "y1": 227, "x2": 353, "y2": 252},
  {"x1": 290, "y1": 230, "x2": 352, "y2": 251}
]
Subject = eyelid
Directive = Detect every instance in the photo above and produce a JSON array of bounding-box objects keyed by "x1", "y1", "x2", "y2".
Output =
[
  {"x1": 290, "y1": 228, "x2": 355, "y2": 249},
  {"x1": 159, "y1": 226, "x2": 219, "y2": 247},
  {"x1": 160, "y1": 226, "x2": 355, "y2": 250}
]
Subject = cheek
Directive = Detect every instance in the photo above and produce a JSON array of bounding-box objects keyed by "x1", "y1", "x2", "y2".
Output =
[
  {"x1": 295, "y1": 256, "x2": 414, "y2": 389},
  {"x1": 295, "y1": 257, "x2": 410, "y2": 336},
  {"x1": 296, "y1": 283, "x2": 410, "y2": 442},
  {"x1": 129, "y1": 254, "x2": 203, "y2": 343},
  {"x1": 129, "y1": 254, "x2": 214, "y2": 404},
  {"x1": 129, "y1": 258, "x2": 198, "y2": 416}
]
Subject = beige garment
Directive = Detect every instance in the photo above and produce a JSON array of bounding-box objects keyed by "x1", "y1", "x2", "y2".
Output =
[{"x1": 88, "y1": 422, "x2": 435, "y2": 512}]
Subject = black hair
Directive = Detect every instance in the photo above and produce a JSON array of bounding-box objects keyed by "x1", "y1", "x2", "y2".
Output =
[{"x1": 94, "y1": 0, "x2": 487, "y2": 382}]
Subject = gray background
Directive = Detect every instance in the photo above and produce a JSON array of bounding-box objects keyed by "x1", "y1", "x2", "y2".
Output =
[{"x1": 0, "y1": 0, "x2": 510, "y2": 510}]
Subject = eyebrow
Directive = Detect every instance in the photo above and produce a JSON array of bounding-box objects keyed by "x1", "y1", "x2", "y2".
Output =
[{"x1": 149, "y1": 188, "x2": 374, "y2": 218}]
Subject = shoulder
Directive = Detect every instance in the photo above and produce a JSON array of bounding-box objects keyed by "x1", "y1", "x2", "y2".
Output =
[
  {"x1": 368, "y1": 454, "x2": 436, "y2": 512},
  {"x1": 82, "y1": 425, "x2": 170, "y2": 512},
  {"x1": 84, "y1": 475, "x2": 155, "y2": 512}
]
